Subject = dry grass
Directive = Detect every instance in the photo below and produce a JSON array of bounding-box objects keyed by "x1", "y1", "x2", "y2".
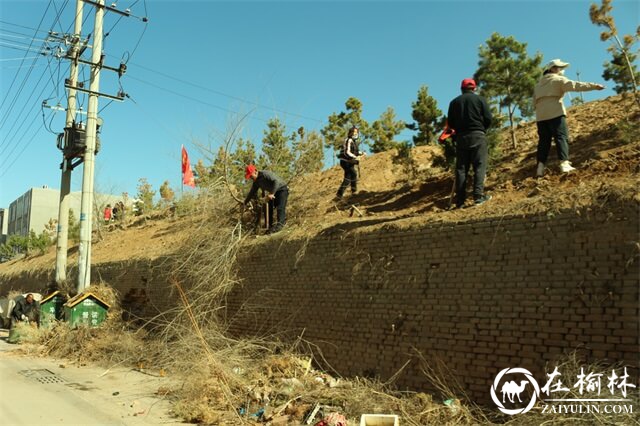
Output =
[
  {"x1": 16, "y1": 179, "x2": 635, "y2": 425},
  {"x1": 8, "y1": 109, "x2": 635, "y2": 424},
  {"x1": 8, "y1": 180, "x2": 634, "y2": 425},
  {"x1": 130, "y1": 179, "x2": 490, "y2": 424}
]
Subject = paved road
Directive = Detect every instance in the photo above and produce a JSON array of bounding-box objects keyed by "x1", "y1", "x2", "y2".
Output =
[{"x1": 0, "y1": 329, "x2": 186, "y2": 426}]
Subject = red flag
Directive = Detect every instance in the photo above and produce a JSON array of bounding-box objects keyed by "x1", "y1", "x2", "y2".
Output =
[{"x1": 181, "y1": 145, "x2": 196, "y2": 187}]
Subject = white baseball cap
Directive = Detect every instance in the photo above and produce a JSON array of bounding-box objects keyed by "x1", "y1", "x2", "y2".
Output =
[{"x1": 543, "y1": 59, "x2": 570, "y2": 72}]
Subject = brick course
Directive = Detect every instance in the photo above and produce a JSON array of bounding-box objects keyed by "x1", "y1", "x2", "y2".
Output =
[{"x1": 1, "y1": 203, "x2": 638, "y2": 403}]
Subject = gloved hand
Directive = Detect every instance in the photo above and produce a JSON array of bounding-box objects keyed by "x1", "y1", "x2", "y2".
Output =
[{"x1": 21, "y1": 314, "x2": 27, "y2": 321}]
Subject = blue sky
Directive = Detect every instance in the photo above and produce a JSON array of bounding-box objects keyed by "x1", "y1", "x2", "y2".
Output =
[{"x1": 0, "y1": 0, "x2": 638, "y2": 208}]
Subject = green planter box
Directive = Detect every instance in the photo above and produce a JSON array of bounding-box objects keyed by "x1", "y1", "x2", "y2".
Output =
[
  {"x1": 40, "y1": 291, "x2": 66, "y2": 328},
  {"x1": 64, "y1": 292, "x2": 110, "y2": 327}
]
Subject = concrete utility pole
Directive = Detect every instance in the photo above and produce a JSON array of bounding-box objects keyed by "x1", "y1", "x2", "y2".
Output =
[
  {"x1": 77, "y1": 0, "x2": 105, "y2": 292},
  {"x1": 55, "y1": 0, "x2": 83, "y2": 285}
]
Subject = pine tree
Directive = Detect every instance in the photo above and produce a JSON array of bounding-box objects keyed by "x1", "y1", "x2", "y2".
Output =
[
  {"x1": 260, "y1": 117, "x2": 294, "y2": 180},
  {"x1": 194, "y1": 158, "x2": 214, "y2": 187},
  {"x1": 474, "y1": 32, "x2": 542, "y2": 148},
  {"x1": 590, "y1": 0, "x2": 640, "y2": 106},
  {"x1": 159, "y1": 180, "x2": 175, "y2": 203},
  {"x1": 136, "y1": 178, "x2": 156, "y2": 212},
  {"x1": 68, "y1": 209, "x2": 81, "y2": 243},
  {"x1": 370, "y1": 107, "x2": 406, "y2": 153},
  {"x1": 212, "y1": 138, "x2": 258, "y2": 192},
  {"x1": 408, "y1": 85, "x2": 442, "y2": 146},
  {"x1": 321, "y1": 97, "x2": 371, "y2": 151},
  {"x1": 291, "y1": 127, "x2": 324, "y2": 178},
  {"x1": 603, "y1": 49, "x2": 640, "y2": 94}
]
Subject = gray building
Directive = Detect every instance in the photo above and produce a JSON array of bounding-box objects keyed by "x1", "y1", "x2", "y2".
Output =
[
  {"x1": 6, "y1": 187, "x2": 122, "y2": 238},
  {"x1": 0, "y1": 208, "x2": 7, "y2": 244}
]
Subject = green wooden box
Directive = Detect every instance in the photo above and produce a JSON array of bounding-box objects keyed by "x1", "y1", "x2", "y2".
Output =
[
  {"x1": 40, "y1": 291, "x2": 66, "y2": 327},
  {"x1": 63, "y1": 292, "x2": 110, "y2": 327}
]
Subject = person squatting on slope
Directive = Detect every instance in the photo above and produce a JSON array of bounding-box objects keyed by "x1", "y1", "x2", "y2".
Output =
[
  {"x1": 244, "y1": 164, "x2": 289, "y2": 234},
  {"x1": 335, "y1": 126, "x2": 366, "y2": 200},
  {"x1": 447, "y1": 78, "x2": 493, "y2": 208},
  {"x1": 534, "y1": 59, "x2": 605, "y2": 176},
  {"x1": 10, "y1": 293, "x2": 40, "y2": 329}
]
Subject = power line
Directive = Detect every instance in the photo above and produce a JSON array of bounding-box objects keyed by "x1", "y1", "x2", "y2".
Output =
[
  {"x1": 0, "y1": 56, "x2": 44, "y2": 63},
  {"x1": 0, "y1": 110, "x2": 53, "y2": 178},
  {"x1": 0, "y1": 81, "x2": 57, "y2": 174},
  {"x1": 50, "y1": 0, "x2": 70, "y2": 36},
  {"x1": 126, "y1": 19, "x2": 147, "y2": 62},
  {"x1": 124, "y1": 61, "x2": 324, "y2": 124},
  {"x1": 0, "y1": 0, "x2": 73, "y2": 169},
  {"x1": 0, "y1": 53, "x2": 56, "y2": 157},
  {"x1": 0, "y1": 52, "x2": 49, "y2": 132},
  {"x1": 125, "y1": 74, "x2": 271, "y2": 124},
  {"x1": 0, "y1": 30, "x2": 52, "y2": 44},
  {"x1": 0, "y1": 1, "x2": 54, "y2": 124},
  {"x1": 0, "y1": 0, "x2": 71, "y2": 133},
  {"x1": 0, "y1": 41, "x2": 48, "y2": 55},
  {"x1": 0, "y1": 19, "x2": 52, "y2": 35}
]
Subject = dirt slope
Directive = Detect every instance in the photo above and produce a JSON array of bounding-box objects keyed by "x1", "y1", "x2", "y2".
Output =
[
  {"x1": 288, "y1": 94, "x2": 639, "y2": 236},
  {"x1": 1, "y1": 94, "x2": 638, "y2": 276}
]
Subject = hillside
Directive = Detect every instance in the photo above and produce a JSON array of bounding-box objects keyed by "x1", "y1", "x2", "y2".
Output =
[
  {"x1": 289, "y1": 94, "x2": 638, "y2": 235},
  {"x1": 0, "y1": 94, "x2": 638, "y2": 276}
]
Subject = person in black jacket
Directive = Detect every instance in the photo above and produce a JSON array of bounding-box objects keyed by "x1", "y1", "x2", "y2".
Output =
[
  {"x1": 335, "y1": 126, "x2": 366, "y2": 199},
  {"x1": 10, "y1": 293, "x2": 40, "y2": 328},
  {"x1": 244, "y1": 164, "x2": 289, "y2": 233},
  {"x1": 447, "y1": 78, "x2": 493, "y2": 208}
]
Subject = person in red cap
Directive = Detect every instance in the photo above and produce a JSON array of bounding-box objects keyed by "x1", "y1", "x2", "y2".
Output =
[
  {"x1": 533, "y1": 59, "x2": 605, "y2": 176},
  {"x1": 447, "y1": 78, "x2": 493, "y2": 208},
  {"x1": 243, "y1": 164, "x2": 289, "y2": 233}
]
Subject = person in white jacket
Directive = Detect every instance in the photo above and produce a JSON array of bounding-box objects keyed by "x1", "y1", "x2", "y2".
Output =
[{"x1": 533, "y1": 59, "x2": 605, "y2": 176}]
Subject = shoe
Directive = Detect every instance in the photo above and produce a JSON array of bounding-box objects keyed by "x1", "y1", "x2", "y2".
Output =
[
  {"x1": 559, "y1": 161, "x2": 575, "y2": 173},
  {"x1": 536, "y1": 162, "x2": 545, "y2": 177},
  {"x1": 474, "y1": 194, "x2": 492, "y2": 206},
  {"x1": 269, "y1": 224, "x2": 283, "y2": 234}
]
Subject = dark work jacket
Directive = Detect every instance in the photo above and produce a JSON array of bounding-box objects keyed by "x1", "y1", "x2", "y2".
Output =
[
  {"x1": 11, "y1": 296, "x2": 39, "y2": 322},
  {"x1": 244, "y1": 171, "x2": 288, "y2": 204},
  {"x1": 447, "y1": 91, "x2": 492, "y2": 136},
  {"x1": 338, "y1": 137, "x2": 362, "y2": 162}
]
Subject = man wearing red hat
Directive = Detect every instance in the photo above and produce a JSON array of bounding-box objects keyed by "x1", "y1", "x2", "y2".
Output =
[
  {"x1": 447, "y1": 78, "x2": 493, "y2": 208},
  {"x1": 243, "y1": 164, "x2": 289, "y2": 233}
]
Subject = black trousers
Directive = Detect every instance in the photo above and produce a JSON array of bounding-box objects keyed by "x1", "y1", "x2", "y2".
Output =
[
  {"x1": 267, "y1": 187, "x2": 288, "y2": 229},
  {"x1": 455, "y1": 131, "x2": 488, "y2": 207},
  {"x1": 536, "y1": 115, "x2": 569, "y2": 163},
  {"x1": 337, "y1": 160, "x2": 358, "y2": 196}
]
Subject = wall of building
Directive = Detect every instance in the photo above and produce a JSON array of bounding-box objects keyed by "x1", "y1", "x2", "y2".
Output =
[
  {"x1": 1, "y1": 201, "x2": 638, "y2": 403},
  {"x1": 27, "y1": 188, "x2": 62, "y2": 237},
  {"x1": 6, "y1": 187, "x2": 124, "y2": 237},
  {"x1": 0, "y1": 209, "x2": 7, "y2": 244}
]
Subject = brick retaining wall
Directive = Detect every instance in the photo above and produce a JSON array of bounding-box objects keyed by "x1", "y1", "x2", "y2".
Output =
[{"x1": 2, "y1": 203, "x2": 638, "y2": 402}]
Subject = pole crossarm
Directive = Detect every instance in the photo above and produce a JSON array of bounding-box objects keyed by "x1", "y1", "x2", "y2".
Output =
[
  {"x1": 63, "y1": 83, "x2": 125, "y2": 101},
  {"x1": 75, "y1": 57, "x2": 126, "y2": 75},
  {"x1": 81, "y1": 0, "x2": 147, "y2": 21}
]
